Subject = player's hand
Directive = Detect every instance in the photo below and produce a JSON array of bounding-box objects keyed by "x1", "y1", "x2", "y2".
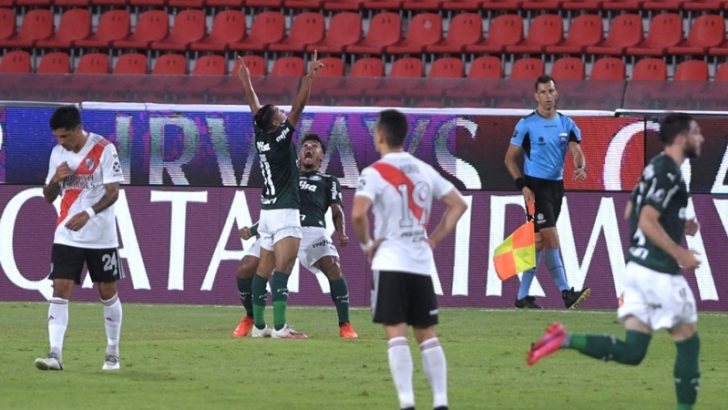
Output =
[
  {"x1": 65, "y1": 210, "x2": 90, "y2": 231},
  {"x1": 676, "y1": 248, "x2": 701, "y2": 270},
  {"x1": 573, "y1": 167, "x2": 587, "y2": 181},
  {"x1": 684, "y1": 218, "x2": 699, "y2": 236},
  {"x1": 366, "y1": 238, "x2": 384, "y2": 262},
  {"x1": 338, "y1": 232, "x2": 349, "y2": 247},
  {"x1": 52, "y1": 162, "x2": 73, "y2": 184},
  {"x1": 239, "y1": 226, "x2": 252, "y2": 240},
  {"x1": 307, "y1": 50, "x2": 324, "y2": 77},
  {"x1": 521, "y1": 187, "x2": 535, "y2": 206},
  {"x1": 236, "y1": 56, "x2": 251, "y2": 83}
]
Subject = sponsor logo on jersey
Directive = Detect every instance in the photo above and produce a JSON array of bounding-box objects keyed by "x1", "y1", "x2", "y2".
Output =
[
  {"x1": 312, "y1": 239, "x2": 332, "y2": 248},
  {"x1": 299, "y1": 181, "x2": 318, "y2": 192},
  {"x1": 276, "y1": 127, "x2": 290, "y2": 142},
  {"x1": 256, "y1": 141, "x2": 271, "y2": 152}
]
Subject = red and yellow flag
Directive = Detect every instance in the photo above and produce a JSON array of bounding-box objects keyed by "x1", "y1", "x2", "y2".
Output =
[{"x1": 493, "y1": 203, "x2": 536, "y2": 281}]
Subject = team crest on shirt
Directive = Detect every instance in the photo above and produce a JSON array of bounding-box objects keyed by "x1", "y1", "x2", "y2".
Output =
[
  {"x1": 559, "y1": 132, "x2": 568, "y2": 143},
  {"x1": 85, "y1": 158, "x2": 95, "y2": 171}
]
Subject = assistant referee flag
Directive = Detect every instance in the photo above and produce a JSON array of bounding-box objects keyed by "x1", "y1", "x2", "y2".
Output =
[{"x1": 493, "y1": 204, "x2": 536, "y2": 281}]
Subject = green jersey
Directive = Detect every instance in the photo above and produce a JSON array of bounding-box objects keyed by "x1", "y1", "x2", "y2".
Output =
[
  {"x1": 627, "y1": 153, "x2": 688, "y2": 275},
  {"x1": 255, "y1": 120, "x2": 300, "y2": 210},
  {"x1": 298, "y1": 170, "x2": 343, "y2": 228}
]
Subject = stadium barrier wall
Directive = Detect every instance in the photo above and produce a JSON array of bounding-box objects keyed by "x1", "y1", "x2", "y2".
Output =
[{"x1": 1, "y1": 104, "x2": 727, "y2": 310}]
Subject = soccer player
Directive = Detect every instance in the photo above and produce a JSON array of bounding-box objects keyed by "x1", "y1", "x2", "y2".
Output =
[
  {"x1": 504, "y1": 75, "x2": 591, "y2": 310},
  {"x1": 527, "y1": 113, "x2": 704, "y2": 410},
  {"x1": 34, "y1": 105, "x2": 125, "y2": 371},
  {"x1": 232, "y1": 133, "x2": 358, "y2": 339},
  {"x1": 237, "y1": 52, "x2": 323, "y2": 339},
  {"x1": 352, "y1": 109, "x2": 468, "y2": 410}
]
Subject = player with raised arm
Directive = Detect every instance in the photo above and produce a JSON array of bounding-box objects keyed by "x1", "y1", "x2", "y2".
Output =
[
  {"x1": 236, "y1": 52, "x2": 323, "y2": 339},
  {"x1": 527, "y1": 113, "x2": 704, "y2": 410},
  {"x1": 34, "y1": 106, "x2": 125, "y2": 371},
  {"x1": 352, "y1": 109, "x2": 468, "y2": 410}
]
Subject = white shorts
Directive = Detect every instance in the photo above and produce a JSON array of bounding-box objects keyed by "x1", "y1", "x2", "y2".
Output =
[
  {"x1": 298, "y1": 226, "x2": 339, "y2": 273},
  {"x1": 617, "y1": 262, "x2": 698, "y2": 331},
  {"x1": 258, "y1": 208, "x2": 302, "y2": 251},
  {"x1": 243, "y1": 239, "x2": 261, "y2": 259}
]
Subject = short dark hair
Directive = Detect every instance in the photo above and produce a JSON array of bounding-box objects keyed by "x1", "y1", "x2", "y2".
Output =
[
  {"x1": 301, "y1": 133, "x2": 326, "y2": 154},
  {"x1": 254, "y1": 104, "x2": 275, "y2": 131},
  {"x1": 376, "y1": 109, "x2": 408, "y2": 148},
  {"x1": 534, "y1": 75, "x2": 556, "y2": 91},
  {"x1": 659, "y1": 113, "x2": 694, "y2": 145},
  {"x1": 50, "y1": 105, "x2": 81, "y2": 131}
]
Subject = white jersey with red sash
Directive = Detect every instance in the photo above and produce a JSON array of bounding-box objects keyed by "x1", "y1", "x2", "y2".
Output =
[
  {"x1": 45, "y1": 132, "x2": 125, "y2": 249},
  {"x1": 355, "y1": 152, "x2": 455, "y2": 275}
]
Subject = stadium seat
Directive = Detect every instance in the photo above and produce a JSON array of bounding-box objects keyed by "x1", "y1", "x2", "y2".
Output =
[
  {"x1": 190, "y1": 11, "x2": 244, "y2": 52},
  {"x1": 0, "y1": 9, "x2": 53, "y2": 48},
  {"x1": 589, "y1": 57, "x2": 625, "y2": 80},
  {"x1": 269, "y1": 12, "x2": 324, "y2": 53},
  {"x1": 246, "y1": 0, "x2": 283, "y2": 6},
  {"x1": 326, "y1": 57, "x2": 383, "y2": 98},
  {"x1": 114, "y1": 10, "x2": 169, "y2": 49},
  {"x1": 38, "y1": 52, "x2": 70, "y2": 74},
  {"x1": 192, "y1": 55, "x2": 226, "y2": 75},
  {"x1": 152, "y1": 54, "x2": 186, "y2": 75},
  {"x1": 386, "y1": 13, "x2": 442, "y2": 54},
  {"x1": 271, "y1": 56, "x2": 305, "y2": 76},
  {"x1": 91, "y1": 0, "x2": 128, "y2": 6},
  {"x1": 305, "y1": 12, "x2": 361, "y2": 54},
  {"x1": 426, "y1": 13, "x2": 482, "y2": 54},
  {"x1": 36, "y1": 9, "x2": 91, "y2": 49},
  {"x1": 15, "y1": 0, "x2": 51, "y2": 6},
  {"x1": 469, "y1": 56, "x2": 503, "y2": 78},
  {"x1": 76, "y1": 53, "x2": 110, "y2": 74},
  {"x1": 228, "y1": 11, "x2": 284, "y2": 52},
  {"x1": 561, "y1": 0, "x2": 602, "y2": 11},
  {"x1": 401, "y1": 0, "x2": 442, "y2": 10},
  {"x1": 601, "y1": 0, "x2": 642, "y2": 11},
  {"x1": 206, "y1": 0, "x2": 243, "y2": 6},
  {"x1": 347, "y1": 12, "x2": 400, "y2": 54},
  {"x1": 362, "y1": 0, "x2": 403, "y2": 9},
  {"x1": 0, "y1": 8, "x2": 15, "y2": 42},
  {"x1": 236, "y1": 55, "x2": 266, "y2": 76},
  {"x1": 585, "y1": 13, "x2": 641, "y2": 56},
  {"x1": 480, "y1": 0, "x2": 522, "y2": 10},
  {"x1": 465, "y1": 14, "x2": 522, "y2": 54},
  {"x1": 114, "y1": 53, "x2": 148, "y2": 74},
  {"x1": 545, "y1": 14, "x2": 602, "y2": 54},
  {"x1": 506, "y1": 14, "x2": 562, "y2": 54},
  {"x1": 442, "y1": 0, "x2": 483, "y2": 10},
  {"x1": 626, "y1": 13, "x2": 682, "y2": 57},
  {"x1": 430, "y1": 57, "x2": 464, "y2": 78},
  {"x1": 55, "y1": 0, "x2": 89, "y2": 6},
  {"x1": 521, "y1": 0, "x2": 562, "y2": 10},
  {"x1": 631, "y1": 58, "x2": 667, "y2": 80},
  {"x1": 318, "y1": 57, "x2": 345, "y2": 76},
  {"x1": 284, "y1": 0, "x2": 324, "y2": 8},
  {"x1": 151, "y1": 9, "x2": 205, "y2": 51},
  {"x1": 668, "y1": 15, "x2": 723, "y2": 56},
  {"x1": 642, "y1": 0, "x2": 684, "y2": 10},
  {"x1": 350, "y1": 58, "x2": 385, "y2": 77},
  {"x1": 76, "y1": 10, "x2": 130, "y2": 49},
  {"x1": 323, "y1": 0, "x2": 363, "y2": 9},
  {"x1": 168, "y1": 0, "x2": 204, "y2": 7},
  {"x1": 128, "y1": 0, "x2": 166, "y2": 7},
  {"x1": 715, "y1": 62, "x2": 728, "y2": 81},
  {"x1": 550, "y1": 57, "x2": 584, "y2": 80},
  {"x1": 0, "y1": 50, "x2": 31, "y2": 73},
  {"x1": 673, "y1": 60, "x2": 709, "y2": 81},
  {"x1": 683, "y1": 0, "x2": 722, "y2": 10},
  {"x1": 390, "y1": 57, "x2": 423, "y2": 77},
  {"x1": 510, "y1": 58, "x2": 544, "y2": 79}
]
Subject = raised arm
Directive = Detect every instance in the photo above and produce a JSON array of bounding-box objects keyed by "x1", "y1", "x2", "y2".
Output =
[
  {"x1": 288, "y1": 50, "x2": 324, "y2": 126},
  {"x1": 236, "y1": 56, "x2": 262, "y2": 115},
  {"x1": 426, "y1": 189, "x2": 468, "y2": 249}
]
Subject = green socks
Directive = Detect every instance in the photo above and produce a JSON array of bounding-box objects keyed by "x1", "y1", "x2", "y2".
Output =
[
  {"x1": 271, "y1": 271, "x2": 289, "y2": 331},
  {"x1": 236, "y1": 277, "x2": 253, "y2": 318},
  {"x1": 329, "y1": 276, "x2": 350, "y2": 326},
  {"x1": 251, "y1": 274, "x2": 267, "y2": 329},
  {"x1": 674, "y1": 333, "x2": 700, "y2": 409},
  {"x1": 567, "y1": 330, "x2": 652, "y2": 365}
]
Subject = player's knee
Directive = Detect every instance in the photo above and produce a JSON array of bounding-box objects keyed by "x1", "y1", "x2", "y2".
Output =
[{"x1": 621, "y1": 349, "x2": 647, "y2": 365}]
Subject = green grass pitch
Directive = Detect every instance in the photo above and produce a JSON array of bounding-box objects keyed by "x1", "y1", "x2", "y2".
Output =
[{"x1": 1, "y1": 302, "x2": 727, "y2": 409}]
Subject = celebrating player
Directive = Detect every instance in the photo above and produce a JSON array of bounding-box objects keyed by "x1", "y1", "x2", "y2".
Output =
[
  {"x1": 504, "y1": 75, "x2": 591, "y2": 309},
  {"x1": 528, "y1": 113, "x2": 704, "y2": 410},
  {"x1": 232, "y1": 133, "x2": 358, "y2": 339},
  {"x1": 34, "y1": 105, "x2": 125, "y2": 371},
  {"x1": 237, "y1": 52, "x2": 323, "y2": 339},
  {"x1": 352, "y1": 109, "x2": 468, "y2": 410}
]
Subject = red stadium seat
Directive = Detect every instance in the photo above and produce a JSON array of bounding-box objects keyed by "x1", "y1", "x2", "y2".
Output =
[
  {"x1": 430, "y1": 57, "x2": 464, "y2": 78},
  {"x1": 114, "y1": 10, "x2": 169, "y2": 49},
  {"x1": 465, "y1": 14, "x2": 522, "y2": 54},
  {"x1": 590, "y1": 57, "x2": 625, "y2": 80},
  {"x1": 15, "y1": 0, "x2": 51, "y2": 6},
  {"x1": 269, "y1": 12, "x2": 324, "y2": 53},
  {"x1": 601, "y1": 0, "x2": 642, "y2": 11},
  {"x1": 168, "y1": 0, "x2": 204, "y2": 7},
  {"x1": 390, "y1": 57, "x2": 423, "y2": 77},
  {"x1": 469, "y1": 56, "x2": 502, "y2": 78},
  {"x1": 442, "y1": 0, "x2": 483, "y2": 10},
  {"x1": 284, "y1": 0, "x2": 324, "y2": 8},
  {"x1": 715, "y1": 62, "x2": 728, "y2": 81},
  {"x1": 426, "y1": 13, "x2": 482, "y2": 54},
  {"x1": 0, "y1": 9, "x2": 53, "y2": 48},
  {"x1": 642, "y1": 0, "x2": 684, "y2": 10},
  {"x1": 114, "y1": 53, "x2": 148, "y2": 74},
  {"x1": 561, "y1": 0, "x2": 602, "y2": 11},
  {"x1": 550, "y1": 57, "x2": 584, "y2": 80},
  {"x1": 91, "y1": 0, "x2": 128, "y2": 6},
  {"x1": 76, "y1": 10, "x2": 130, "y2": 49},
  {"x1": 0, "y1": 8, "x2": 15, "y2": 42},
  {"x1": 318, "y1": 57, "x2": 345, "y2": 76},
  {"x1": 206, "y1": 0, "x2": 243, "y2": 6},
  {"x1": 683, "y1": 0, "x2": 722, "y2": 10},
  {"x1": 229, "y1": 11, "x2": 284, "y2": 52},
  {"x1": 510, "y1": 58, "x2": 544, "y2": 79},
  {"x1": 481, "y1": 0, "x2": 522, "y2": 10},
  {"x1": 626, "y1": 13, "x2": 682, "y2": 57},
  {"x1": 350, "y1": 58, "x2": 384, "y2": 77},
  {"x1": 191, "y1": 10, "x2": 244, "y2": 52},
  {"x1": 246, "y1": 0, "x2": 282, "y2": 6},
  {"x1": 235, "y1": 55, "x2": 267, "y2": 76},
  {"x1": 55, "y1": 0, "x2": 89, "y2": 6},
  {"x1": 152, "y1": 54, "x2": 186, "y2": 75},
  {"x1": 151, "y1": 9, "x2": 205, "y2": 52},
  {"x1": 76, "y1": 53, "x2": 110, "y2": 74},
  {"x1": 323, "y1": 0, "x2": 363, "y2": 9},
  {"x1": 585, "y1": 13, "x2": 641, "y2": 56},
  {"x1": 0, "y1": 50, "x2": 31, "y2": 73},
  {"x1": 347, "y1": 12, "x2": 400, "y2": 54},
  {"x1": 271, "y1": 56, "x2": 305, "y2": 76},
  {"x1": 129, "y1": 0, "x2": 166, "y2": 6},
  {"x1": 362, "y1": 0, "x2": 402, "y2": 9},
  {"x1": 326, "y1": 58, "x2": 383, "y2": 98},
  {"x1": 192, "y1": 55, "x2": 226, "y2": 76},
  {"x1": 36, "y1": 9, "x2": 91, "y2": 49},
  {"x1": 386, "y1": 13, "x2": 442, "y2": 54},
  {"x1": 632, "y1": 58, "x2": 667, "y2": 80},
  {"x1": 546, "y1": 14, "x2": 602, "y2": 54},
  {"x1": 506, "y1": 14, "x2": 562, "y2": 54},
  {"x1": 673, "y1": 60, "x2": 709, "y2": 81},
  {"x1": 306, "y1": 12, "x2": 361, "y2": 54},
  {"x1": 522, "y1": 0, "x2": 562, "y2": 10},
  {"x1": 668, "y1": 15, "x2": 723, "y2": 56},
  {"x1": 38, "y1": 52, "x2": 70, "y2": 74},
  {"x1": 402, "y1": 0, "x2": 443, "y2": 10}
]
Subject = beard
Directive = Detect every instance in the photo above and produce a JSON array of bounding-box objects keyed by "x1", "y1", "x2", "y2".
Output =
[{"x1": 684, "y1": 141, "x2": 699, "y2": 159}]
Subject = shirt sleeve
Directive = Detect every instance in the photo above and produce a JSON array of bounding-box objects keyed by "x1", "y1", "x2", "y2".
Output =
[
  {"x1": 45, "y1": 147, "x2": 58, "y2": 185},
  {"x1": 355, "y1": 167, "x2": 381, "y2": 201},
  {"x1": 329, "y1": 176, "x2": 343, "y2": 206},
  {"x1": 101, "y1": 143, "x2": 125, "y2": 185},
  {"x1": 568, "y1": 117, "x2": 582, "y2": 143},
  {"x1": 509, "y1": 118, "x2": 528, "y2": 147},
  {"x1": 429, "y1": 166, "x2": 455, "y2": 200}
]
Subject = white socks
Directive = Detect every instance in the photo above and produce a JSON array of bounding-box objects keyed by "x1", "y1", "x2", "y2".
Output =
[
  {"x1": 387, "y1": 336, "x2": 415, "y2": 409},
  {"x1": 101, "y1": 293, "x2": 123, "y2": 357},
  {"x1": 420, "y1": 337, "x2": 448, "y2": 408},
  {"x1": 48, "y1": 297, "x2": 69, "y2": 359}
]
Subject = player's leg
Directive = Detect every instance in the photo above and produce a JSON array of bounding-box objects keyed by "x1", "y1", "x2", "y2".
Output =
[
  {"x1": 670, "y1": 323, "x2": 700, "y2": 410},
  {"x1": 88, "y1": 247, "x2": 124, "y2": 371},
  {"x1": 252, "y1": 246, "x2": 275, "y2": 337},
  {"x1": 270, "y1": 233, "x2": 303, "y2": 338},
  {"x1": 35, "y1": 244, "x2": 83, "y2": 371},
  {"x1": 385, "y1": 323, "x2": 416, "y2": 410},
  {"x1": 233, "y1": 254, "x2": 258, "y2": 337},
  {"x1": 515, "y1": 233, "x2": 543, "y2": 309},
  {"x1": 313, "y1": 255, "x2": 357, "y2": 338}
]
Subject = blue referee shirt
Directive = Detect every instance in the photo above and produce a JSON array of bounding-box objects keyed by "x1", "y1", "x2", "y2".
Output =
[{"x1": 510, "y1": 111, "x2": 582, "y2": 181}]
